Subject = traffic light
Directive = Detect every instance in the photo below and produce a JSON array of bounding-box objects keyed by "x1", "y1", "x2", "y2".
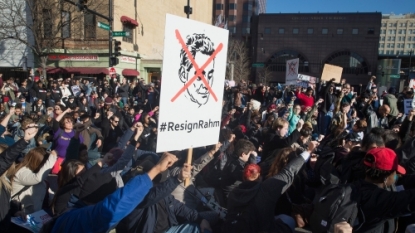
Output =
[
  {"x1": 114, "y1": 40, "x2": 121, "y2": 57},
  {"x1": 110, "y1": 57, "x2": 119, "y2": 67},
  {"x1": 76, "y1": 0, "x2": 88, "y2": 11}
]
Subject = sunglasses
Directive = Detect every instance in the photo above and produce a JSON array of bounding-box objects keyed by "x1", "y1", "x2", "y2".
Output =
[{"x1": 113, "y1": 120, "x2": 119, "y2": 123}]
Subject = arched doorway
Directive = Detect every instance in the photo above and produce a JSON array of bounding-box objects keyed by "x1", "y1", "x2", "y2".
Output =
[{"x1": 324, "y1": 50, "x2": 369, "y2": 75}]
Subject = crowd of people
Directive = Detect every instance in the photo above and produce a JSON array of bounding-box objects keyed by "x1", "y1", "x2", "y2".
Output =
[{"x1": 0, "y1": 72, "x2": 415, "y2": 233}]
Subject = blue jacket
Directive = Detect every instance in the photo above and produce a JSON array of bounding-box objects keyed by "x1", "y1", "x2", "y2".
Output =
[
  {"x1": 51, "y1": 173, "x2": 153, "y2": 233},
  {"x1": 116, "y1": 176, "x2": 203, "y2": 233}
]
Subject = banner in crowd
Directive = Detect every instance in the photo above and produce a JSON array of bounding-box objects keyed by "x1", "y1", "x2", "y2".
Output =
[
  {"x1": 286, "y1": 58, "x2": 299, "y2": 85},
  {"x1": 156, "y1": 14, "x2": 228, "y2": 152},
  {"x1": 321, "y1": 64, "x2": 343, "y2": 83}
]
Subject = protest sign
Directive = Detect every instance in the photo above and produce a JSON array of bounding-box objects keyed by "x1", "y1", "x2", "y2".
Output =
[
  {"x1": 404, "y1": 99, "x2": 414, "y2": 115},
  {"x1": 321, "y1": 64, "x2": 343, "y2": 83},
  {"x1": 11, "y1": 209, "x2": 52, "y2": 233},
  {"x1": 286, "y1": 58, "x2": 299, "y2": 85},
  {"x1": 156, "y1": 14, "x2": 228, "y2": 152},
  {"x1": 409, "y1": 79, "x2": 415, "y2": 89},
  {"x1": 71, "y1": 85, "x2": 81, "y2": 96}
]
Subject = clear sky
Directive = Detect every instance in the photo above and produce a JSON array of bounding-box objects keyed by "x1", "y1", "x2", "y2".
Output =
[{"x1": 266, "y1": 0, "x2": 415, "y2": 15}]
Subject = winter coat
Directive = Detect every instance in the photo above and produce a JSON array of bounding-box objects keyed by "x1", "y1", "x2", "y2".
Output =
[
  {"x1": 11, "y1": 153, "x2": 57, "y2": 214},
  {"x1": 116, "y1": 176, "x2": 203, "y2": 233},
  {"x1": 48, "y1": 174, "x2": 153, "y2": 233}
]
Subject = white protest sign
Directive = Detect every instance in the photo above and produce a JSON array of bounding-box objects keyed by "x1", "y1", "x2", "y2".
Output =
[
  {"x1": 156, "y1": 14, "x2": 228, "y2": 152},
  {"x1": 11, "y1": 209, "x2": 52, "y2": 233},
  {"x1": 321, "y1": 64, "x2": 343, "y2": 83},
  {"x1": 286, "y1": 58, "x2": 299, "y2": 85},
  {"x1": 409, "y1": 79, "x2": 415, "y2": 89},
  {"x1": 404, "y1": 99, "x2": 413, "y2": 115}
]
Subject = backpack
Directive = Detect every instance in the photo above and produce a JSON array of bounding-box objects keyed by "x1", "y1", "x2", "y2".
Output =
[{"x1": 309, "y1": 183, "x2": 362, "y2": 233}]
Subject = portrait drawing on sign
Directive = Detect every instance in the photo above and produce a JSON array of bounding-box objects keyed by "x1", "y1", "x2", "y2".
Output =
[{"x1": 178, "y1": 34, "x2": 215, "y2": 107}]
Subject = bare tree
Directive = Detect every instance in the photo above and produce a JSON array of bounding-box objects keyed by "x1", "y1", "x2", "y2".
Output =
[
  {"x1": 226, "y1": 39, "x2": 250, "y2": 82},
  {"x1": 256, "y1": 65, "x2": 273, "y2": 85},
  {"x1": 0, "y1": 0, "x2": 107, "y2": 78}
]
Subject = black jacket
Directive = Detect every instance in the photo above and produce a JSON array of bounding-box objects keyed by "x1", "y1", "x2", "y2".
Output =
[
  {"x1": 117, "y1": 176, "x2": 203, "y2": 233},
  {"x1": 354, "y1": 179, "x2": 415, "y2": 233},
  {"x1": 224, "y1": 156, "x2": 307, "y2": 233},
  {"x1": 221, "y1": 155, "x2": 256, "y2": 198},
  {"x1": 0, "y1": 139, "x2": 29, "y2": 232},
  {"x1": 262, "y1": 129, "x2": 301, "y2": 161}
]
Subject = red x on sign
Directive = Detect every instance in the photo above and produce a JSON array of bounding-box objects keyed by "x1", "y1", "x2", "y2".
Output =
[{"x1": 171, "y1": 29, "x2": 223, "y2": 102}]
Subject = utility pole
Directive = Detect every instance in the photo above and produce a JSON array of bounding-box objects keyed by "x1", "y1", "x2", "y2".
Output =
[{"x1": 109, "y1": 0, "x2": 113, "y2": 67}]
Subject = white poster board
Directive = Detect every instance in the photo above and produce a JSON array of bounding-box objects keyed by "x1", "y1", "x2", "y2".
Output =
[
  {"x1": 156, "y1": 14, "x2": 228, "y2": 152},
  {"x1": 409, "y1": 79, "x2": 415, "y2": 90},
  {"x1": 286, "y1": 58, "x2": 299, "y2": 85},
  {"x1": 11, "y1": 209, "x2": 52, "y2": 233},
  {"x1": 404, "y1": 99, "x2": 413, "y2": 115},
  {"x1": 321, "y1": 64, "x2": 343, "y2": 83}
]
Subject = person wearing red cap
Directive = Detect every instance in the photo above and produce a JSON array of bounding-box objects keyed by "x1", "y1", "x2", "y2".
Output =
[{"x1": 353, "y1": 147, "x2": 415, "y2": 232}]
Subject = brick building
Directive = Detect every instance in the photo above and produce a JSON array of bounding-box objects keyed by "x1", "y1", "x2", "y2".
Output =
[{"x1": 252, "y1": 13, "x2": 382, "y2": 85}]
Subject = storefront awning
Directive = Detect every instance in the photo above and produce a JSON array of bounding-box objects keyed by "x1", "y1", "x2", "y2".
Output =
[
  {"x1": 47, "y1": 67, "x2": 109, "y2": 75},
  {"x1": 122, "y1": 69, "x2": 140, "y2": 76},
  {"x1": 121, "y1": 16, "x2": 139, "y2": 27}
]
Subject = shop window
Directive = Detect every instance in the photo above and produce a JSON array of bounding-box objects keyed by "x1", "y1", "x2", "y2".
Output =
[{"x1": 122, "y1": 25, "x2": 133, "y2": 43}]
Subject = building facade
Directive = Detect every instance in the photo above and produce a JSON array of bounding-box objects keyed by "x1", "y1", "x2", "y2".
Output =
[
  {"x1": 252, "y1": 13, "x2": 382, "y2": 85},
  {"x1": 379, "y1": 14, "x2": 415, "y2": 56},
  {"x1": 0, "y1": 0, "x2": 35, "y2": 80},
  {"x1": 213, "y1": 0, "x2": 266, "y2": 38},
  {"x1": 39, "y1": 0, "x2": 213, "y2": 82}
]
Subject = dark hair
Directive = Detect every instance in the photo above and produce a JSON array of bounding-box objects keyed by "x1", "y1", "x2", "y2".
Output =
[
  {"x1": 58, "y1": 160, "x2": 84, "y2": 188},
  {"x1": 383, "y1": 130, "x2": 401, "y2": 149},
  {"x1": 267, "y1": 147, "x2": 295, "y2": 178},
  {"x1": 59, "y1": 115, "x2": 74, "y2": 129},
  {"x1": 361, "y1": 131, "x2": 385, "y2": 151},
  {"x1": 300, "y1": 127, "x2": 313, "y2": 137},
  {"x1": 234, "y1": 139, "x2": 255, "y2": 158},
  {"x1": 365, "y1": 166, "x2": 394, "y2": 184}
]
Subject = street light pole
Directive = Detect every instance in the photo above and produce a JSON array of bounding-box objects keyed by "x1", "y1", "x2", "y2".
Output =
[{"x1": 109, "y1": 0, "x2": 113, "y2": 67}]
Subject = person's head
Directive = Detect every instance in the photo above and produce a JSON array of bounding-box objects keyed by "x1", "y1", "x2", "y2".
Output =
[
  {"x1": 378, "y1": 105, "x2": 391, "y2": 117},
  {"x1": 341, "y1": 102, "x2": 351, "y2": 114},
  {"x1": 306, "y1": 87, "x2": 313, "y2": 97},
  {"x1": 21, "y1": 79, "x2": 27, "y2": 86},
  {"x1": 37, "y1": 99, "x2": 43, "y2": 106},
  {"x1": 361, "y1": 129, "x2": 385, "y2": 151},
  {"x1": 20, "y1": 118, "x2": 35, "y2": 130},
  {"x1": 344, "y1": 133, "x2": 362, "y2": 150},
  {"x1": 383, "y1": 130, "x2": 402, "y2": 149},
  {"x1": 80, "y1": 114, "x2": 90, "y2": 124},
  {"x1": 58, "y1": 160, "x2": 85, "y2": 188},
  {"x1": 60, "y1": 115, "x2": 74, "y2": 130},
  {"x1": 178, "y1": 33, "x2": 215, "y2": 106},
  {"x1": 19, "y1": 95, "x2": 26, "y2": 103},
  {"x1": 293, "y1": 104, "x2": 301, "y2": 115},
  {"x1": 267, "y1": 147, "x2": 295, "y2": 178},
  {"x1": 299, "y1": 126, "x2": 313, "y2": 143},
  {"x1": 103, "y1": 148, "x2": 124, "y2": 166},
  {"x1": 272, "y1": 117, "x2": 289, "y2": 136},
  {"x1": 14, "y1": 105, "x2": 22, "y2": 116},
  {"x1": 342, "y1": 83, "x2": 351, "y2": 94},
  {"x1": 234, "y1": 139, "x2": 255, "y2": 162},
  {"x1": 352, "y1": 119, "x2": 367, "y2": 133},
  {"x1": 364, "y1": 147, "x2": 405, "y2": 188},
  {"x1": 54, "y1": 104, "x2": 65, "y2": 115},
  {"x1": 109, "y1": 115, "x2": 119, "y2": 127},
  {"x1": 9, "y1": 147, "x2": 47, "y2": 177},
  {"x1": 140, "y1": 112, "x2": 151, "y2": 125},
  {"x1": 243, "y1": 164, "x2": 261, "y2": 182}
]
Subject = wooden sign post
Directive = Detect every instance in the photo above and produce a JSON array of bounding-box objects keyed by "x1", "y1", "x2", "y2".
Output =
[{"x1": 184, "y1": 147, "x2": 193, "y2": 187}]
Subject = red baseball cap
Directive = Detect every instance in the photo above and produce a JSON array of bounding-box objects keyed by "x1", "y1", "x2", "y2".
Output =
[{"x1": 364, "y1": 148, "x2": 406, "y2": 175}]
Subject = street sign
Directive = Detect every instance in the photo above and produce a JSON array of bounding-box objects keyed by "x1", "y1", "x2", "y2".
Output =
[
  {"x1": 98, "y1": 22, "x2": 110, "y2": 31},
  {"x1": 389, "y1": 74, "x2": 400, "y2": 79},
  {"x1": 108, "y1": 67, "x2": 116, "y2": 75},
  {"x1": 113, "y1": 31, "x2": 130, "y2": 37},
  {"x1": 252, "y1": 63, "x2": 264, "y2": 68}
]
